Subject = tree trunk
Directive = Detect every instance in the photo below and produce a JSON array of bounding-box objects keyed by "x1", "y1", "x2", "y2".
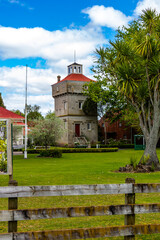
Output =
[{"x1": 140, "y1": 132, "x2": 160, "y2": 169}]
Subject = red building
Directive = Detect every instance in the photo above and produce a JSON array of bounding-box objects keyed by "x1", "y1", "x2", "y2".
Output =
[{"x1": 99, "y1": 117, "x2": 136, "y2": 144}]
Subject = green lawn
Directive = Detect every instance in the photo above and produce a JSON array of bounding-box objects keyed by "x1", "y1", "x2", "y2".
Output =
[{"x1": 1, "y1": 149, "x2": 160, "y2": 239}]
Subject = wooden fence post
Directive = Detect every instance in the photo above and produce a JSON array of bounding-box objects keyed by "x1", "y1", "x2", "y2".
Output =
[
  {"x1": 124, "y1": 178, "x2": 135, "y2": 240},
  {"x1": 8, "y1": 179, "x2": 18, "y2": 233}
]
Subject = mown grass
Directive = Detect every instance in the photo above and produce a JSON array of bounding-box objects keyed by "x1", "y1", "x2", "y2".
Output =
[{"x1": 1, "y1": 149, "x2": 160, "y2": 239}]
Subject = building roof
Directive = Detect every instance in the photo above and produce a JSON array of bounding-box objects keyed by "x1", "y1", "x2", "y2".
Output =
[
  {"x1": 0, "y1": 107, "x2": 24, "y2": 120},
  {"x1": 14, "y1": 122, "x2": 25, "y2": 126},
  {"x1": 58, "y1": 73, "x2": 94, "y2": 83}
]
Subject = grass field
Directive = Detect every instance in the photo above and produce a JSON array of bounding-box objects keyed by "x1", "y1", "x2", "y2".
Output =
[{"x1": 1, "y1": 149, "x2": 160, "y2": 239}]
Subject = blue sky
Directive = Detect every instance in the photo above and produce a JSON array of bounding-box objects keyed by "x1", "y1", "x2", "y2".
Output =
[{"x1": 0, "y1": 0, "x2": 159, "y2": 115}]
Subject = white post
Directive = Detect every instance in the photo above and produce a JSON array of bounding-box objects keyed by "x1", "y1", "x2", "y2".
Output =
[{"x1": 24, "y1": 65, "x2": 28, "y2": 159}]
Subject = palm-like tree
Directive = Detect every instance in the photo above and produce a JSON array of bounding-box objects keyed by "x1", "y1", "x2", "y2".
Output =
[{"x1": 94, "y1": 9, "x2": 160, "y2": 168}]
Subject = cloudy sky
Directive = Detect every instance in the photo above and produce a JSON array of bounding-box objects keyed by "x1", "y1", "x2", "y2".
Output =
[{"x1": 0, "y1": 0, "x2": 159, "y2": 115}]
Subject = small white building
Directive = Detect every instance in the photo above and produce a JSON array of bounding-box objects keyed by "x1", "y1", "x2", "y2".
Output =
[
  {"x1": 52, "y1": 62, "x2": 98, "y2": 147},
  {"x1": 0, "y1": 107, "x2": 25, "y2": 148}
]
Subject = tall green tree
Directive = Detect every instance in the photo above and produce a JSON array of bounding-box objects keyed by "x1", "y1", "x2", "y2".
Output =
[
  {"x1": 90, "y1": 9, "x2": 160, "y2": 168},
  {"x1": 26, "y1": 104, "x2": 43, "y2": 121},
  {"x1": 0, "y1": 93, "x2": 5, "y2": 108}
]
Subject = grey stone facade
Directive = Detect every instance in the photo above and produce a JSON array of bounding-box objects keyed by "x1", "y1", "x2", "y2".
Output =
[{"x1": 52, "y1": 63, "x2": 98, "y2": 147}]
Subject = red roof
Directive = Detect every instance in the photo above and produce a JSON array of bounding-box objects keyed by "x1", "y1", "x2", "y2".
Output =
[
  {"x1": 0, "y1": 107, "x2": 24, "y2": 120},
  {"x1": 58, "y1": 73, "x2": 94, "y2": 83},
  {"x1": 14, "y1": 122, "x2": 25, "y2": 126}
]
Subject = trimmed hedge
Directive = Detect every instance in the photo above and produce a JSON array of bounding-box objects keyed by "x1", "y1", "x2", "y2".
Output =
[
  {"x1": 91, "y1": 144, "x2": 134, "y2": 149},
  {"x1": 26, "y1": 147, "x2": 118, "y2": 154},
  {"x1": 39, "y1": 149, "x2": 62, "y2": 158}
]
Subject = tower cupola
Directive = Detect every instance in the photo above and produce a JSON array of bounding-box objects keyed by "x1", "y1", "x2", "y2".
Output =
[{"x1": 67, "y1": 62, "x2": 83, "y2": 75}]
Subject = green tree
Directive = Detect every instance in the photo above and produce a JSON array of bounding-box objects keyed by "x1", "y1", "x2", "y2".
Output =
[
  {"x1": 12, "y1": 109, "x2": 25, "y2": 117},
  {"x1": 90, "y1": 9, "x2": 160, "y2": 168},
  {"x1": 45, "y1": 110, "x2": 55, "y2": 119},
  {"x1": 30, "y1": 115, "x2": 64, "y2": 149},
  {"x1": 26, "y1": 105, "x2": 43, "y2": 121},
  {"x1": 0, "y1": 93, "x2": 5, "y2": 108},
  {"x1": 82, "y1": 98, "x2": 97, "y2": 116}
]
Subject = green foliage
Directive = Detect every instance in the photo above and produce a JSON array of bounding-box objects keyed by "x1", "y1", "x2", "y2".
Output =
[
  {"x1": 26, "y1": 104, "x2": 43, "y2": 121},
  {"x1": 39, "y1": 149, "x2": 62, "y2": 158},
  {"x1": 82, "y1": 98, "x2": 97, "y2": 116},
  {"x1": 0, "y1": 158, "x2": 7, "y2": 172},
  {"x1": 130, "y1": 156, "x2": 138, "y2": 170},
  {"x1": 12, "y1": 109, "x2": 24, "y2": 117},
  {"x1": 0, "y1": 139, "x2": 7, "y2": 173},
  {"x1": 141, "y1": 154, "x2": 150, "y2": 165},
  {"x1": 45, "y1": 111, "x2": 55, "y2": 119},
  {"x1": 30, "y1": 116, "x2": 64, "y2": 149},
  {"x1": 91, "y1": 144, "x2": 134, "y2": 149},
  {"x1": 87, "y1": 9, "x2": 160, "y2": 166},
  {"x1": 0, "y1": 93, "x2": 5, "y2": 108},
  {"x1": 26, "y1": 147, "x2": 118, "y2": 154},
  {"x1": 151, "y1": 162, "x2": 155, "y2": 172}
]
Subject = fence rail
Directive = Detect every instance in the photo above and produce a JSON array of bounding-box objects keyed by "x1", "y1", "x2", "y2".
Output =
[
  {"x1": 1, "y1": 203, "x2": 160, "y2": 222},
  {"x1": 1, "y1": 179, "x2": 160, "y2": 239},
  {"x1": 1, "y1": 183, "x2": 160, "y2": 198},
  {"x1": 1, "y1": 224, "x2": 160, "y2": 240}
]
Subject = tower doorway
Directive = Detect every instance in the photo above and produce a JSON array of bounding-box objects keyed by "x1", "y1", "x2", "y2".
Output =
[{"x1": 75, "y1": 124, "x2": 80, "y2": 137}]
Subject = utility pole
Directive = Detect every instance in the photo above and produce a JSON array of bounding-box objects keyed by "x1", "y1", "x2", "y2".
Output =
[{"x1": 24, "y1": 65, "x2": 28, "y2": 159}]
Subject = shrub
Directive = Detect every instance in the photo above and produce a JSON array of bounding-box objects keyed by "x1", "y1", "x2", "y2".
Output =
[
  {"x1": 91, "y1": 144, "x2": 134, "y2": 149},
  {"x1": 130, "y1": 156, "x2": 138, "y2": 170},
  {"x1": 27, "y1": 147, "x2": 118, "y2": 154},
  {"x1": 0, "y1": 159, "x2": 7, "y2": 172},
  {"x1": 39, "y1": 149, "x2": 62, "y2": 158}
]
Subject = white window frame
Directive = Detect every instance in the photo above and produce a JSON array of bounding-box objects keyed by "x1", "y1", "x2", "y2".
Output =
[{"x1": 64, "y1": 101, "x2": 67, "y2": 110}]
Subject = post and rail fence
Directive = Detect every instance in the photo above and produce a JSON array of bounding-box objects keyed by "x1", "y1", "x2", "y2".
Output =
[{"x1": 1, "y1": 178, "x2": 160, "y2": 239}]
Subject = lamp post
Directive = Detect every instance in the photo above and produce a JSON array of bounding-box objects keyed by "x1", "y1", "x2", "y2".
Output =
[{"x1": 24, "y1": 65, "x2": 28, "y2": 159}]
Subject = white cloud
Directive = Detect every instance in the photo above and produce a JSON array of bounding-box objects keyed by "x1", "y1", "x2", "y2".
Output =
[
  {"x1": 7, "y1": 0, "x2": 33, "y2": 10},
  {"x1": 4, "y1": 93, "x2": 53, "y2": 115},
  {"x1": 0, "y1": 66, "x2": 58, "y2": 115},
  {"x1": 83, "y1": 5, "x2": 132, "y2": 30},
  {"x1": 134, "y1": 0, "x2": 160, "y2": 15},
  {"x1": 0, "y1": 26, "x2": 105, "y2": 67},
  {"x1": 0, "y1": 10, "x2": 105, "y2": 115}
]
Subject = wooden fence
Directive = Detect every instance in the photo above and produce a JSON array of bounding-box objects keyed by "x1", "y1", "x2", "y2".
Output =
[{"x1": 1, "y1": 178, "x2": 160, "y2": 239}]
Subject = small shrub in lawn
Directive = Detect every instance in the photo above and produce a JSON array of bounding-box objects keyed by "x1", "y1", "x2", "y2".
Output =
[
  {"x1": 130, "y1": 156, "x2": 138, "y2": 170},
  {"x1": 39, "y1": 149, "x2": 62, "y2": 158},
  {"x1": 0, "y1": 159, "x2": 7, "y2": 172}
]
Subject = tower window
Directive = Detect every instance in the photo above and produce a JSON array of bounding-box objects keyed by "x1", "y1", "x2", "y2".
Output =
[
  {"x1": 79, "y1": 101, "x2": 83, "y2": 109},
  {"x1": 74, "y1": 66, "x2": 77, "y2": 73},
  {"x1": 87, "y1": 123, "x2": 91, "y2": 130},
  {"x1": 64, "y1": 101, "x2": 67, "y2": 110},
  {"x1": 78, "y1": 67, "x2": 81, "y2": 73}
]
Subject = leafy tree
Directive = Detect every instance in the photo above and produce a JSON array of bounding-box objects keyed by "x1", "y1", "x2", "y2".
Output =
[
  {"x1": 45, "y1": 110, "x2": 55, "y2": 119},
  {"x1": 30, "y1": 115, "x2": 64, "y2": 149},
  {"x1": 12, "y1": 109, "x2": 25, "y2": 117},
  {"x1": 26, "y1": 104, "x2": 43, "y2": 121},
  {"x1": 82, "y1": 98, "x2": 97, "y2": 116},
  {"x1": 89, "y1": 9, "x2": 160, "y2": 168},
  {"x1": 0, "y1": 93, "x2": 5, "y2": 108}
]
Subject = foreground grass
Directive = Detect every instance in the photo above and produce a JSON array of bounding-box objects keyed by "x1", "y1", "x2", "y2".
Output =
[{"x1": 1, "y1": 149, "x2": 160, "y2": 239}]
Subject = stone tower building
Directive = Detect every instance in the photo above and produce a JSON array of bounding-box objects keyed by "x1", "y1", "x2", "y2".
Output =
[{"x1": 52, "y1": 62, "x2": 98, "y2": 146}]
